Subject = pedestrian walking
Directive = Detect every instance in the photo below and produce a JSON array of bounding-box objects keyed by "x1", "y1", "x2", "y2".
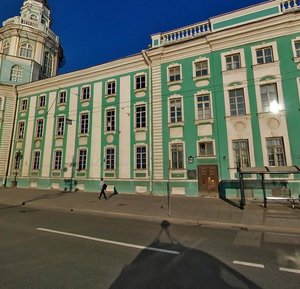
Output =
[{"x1": 99, "y1": 179, "x2": 107, "y2": 200}]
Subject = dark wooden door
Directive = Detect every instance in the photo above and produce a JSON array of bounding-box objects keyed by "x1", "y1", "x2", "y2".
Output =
[{"x1": 198, "y1": 165, "x2": 219, "y2": 195}]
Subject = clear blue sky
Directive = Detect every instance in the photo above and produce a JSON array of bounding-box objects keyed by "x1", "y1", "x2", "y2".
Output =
[{"x1": 1, "y1": 0, "x2": 266, "y2": 74}]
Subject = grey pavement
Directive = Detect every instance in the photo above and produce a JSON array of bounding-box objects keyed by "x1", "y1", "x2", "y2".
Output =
[{"x1": 0, "y1": 187, "x2": 300, "y2": 234}]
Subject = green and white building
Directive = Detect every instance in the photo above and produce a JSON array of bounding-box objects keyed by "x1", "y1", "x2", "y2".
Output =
[{"x1": 1, "y1": 0, "x2": 300, "y2": 198}]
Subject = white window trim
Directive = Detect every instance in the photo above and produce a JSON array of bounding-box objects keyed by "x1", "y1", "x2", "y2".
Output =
[
  {"x1": 168, "y1": 94, "x2": 184, "y2": 125},
  {"x1": 35, "y1": 118, "x2": 44, "y2": 139},
  {"x1": 104, "y1": 145, "x2": 116, "y2": 171},
  {"x1": 20, "y1": 99, "x2": 28, "y2": 111},
  {"x1": 134, "y1": 144, "x2": 148, "y2": 171},
  {"x1": 291, "y1": 37, "x2": 300, "y2": 62},
  {"x1": 254, "y1": 78, "x2": 285, "y2": 114},
  {"x1": 79, "y1": 111, "x2": 89, "y2": 135},
  {"x1": 192, "y1": 57, "x2": 210, "y2": 79},
  {"x1": 194, "y1": 90, "x2": 214, "y2": 122},
  {"x1": 52, "y1": 150, "x2": 63, "y2": 171},
  {"x1": 31, "y1": 150, "x2": 41, "y2": 170},
  {"x1": 197, "y1": 138, "x2": 216, "y2": 158},
  {"x1": 224, "y1": 85, "x2": 250, "y2": 117},
  {"x1": 105, "y1": 107, "x2": 116, "y2": 134},
  {"x1": 169, "y1": 140, "x2": 186, "y2": 172},
  {"x1": 167, "y1": 63, "x2": 182, "y2": 84},
  {"x1": 105, "y1": 79, "x2": 117, "y2": 96},
  {"x1": 80, "y1": 85, "x2": 91, "y2": 101},
  {"x1": 251, "y1": 41, "x2": 279, "y2": 66},
  {"x1": 221, "y1": 48, "x2": 246, "y2": 72},
  {"x1": 134, "y1": 73, "x2": 147, "y2": 91},
  {"x1": 38, "y1": 94, "x2": 46, "y2": 108},
  {"x1": 58, "y1": 90, "x2": 67, "y2": 105},
  {"x1": 77, "y1": 147, "x2": 88, "y2": 172},
  {"x1": 134, "y1": 102, "x2": 147, "y2": 130}
]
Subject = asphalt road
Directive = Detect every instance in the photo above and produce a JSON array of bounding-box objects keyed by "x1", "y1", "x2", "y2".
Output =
[{"x1": 0, "y1": 204, "x2": 299, "y2": 289}]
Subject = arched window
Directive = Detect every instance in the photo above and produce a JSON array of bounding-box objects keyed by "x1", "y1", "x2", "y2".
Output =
[
  {"x1": 30, "y1": 14, "x2": 38, "y2": 21},
  {"x1": 42, "y1": 51, "x2": 53, "y2": 76},
  {"x1": 19, "y1": 43, "x2": 33, "y2": 59},
  {"x1": 10, "y1": 65, "x2": 23, "y2": 83},
  {"x1": 1, "y1": 41, "x2": 9, "y2": 54}
]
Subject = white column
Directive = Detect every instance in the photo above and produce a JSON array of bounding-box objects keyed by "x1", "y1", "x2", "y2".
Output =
[
  {"x1": 22, "y1": 96, "x2": 37, "y2": 176},
  {"x1": 90, "y1": 82, "x2": 102, "y2": 178},
  {"x1": 119, "y1": 76, "x2": 131, "y2": 178},
  {"x1": 41, "y1": 91, "x2": 56, "y2": 177},
  {"x1": 64, "y1": 87, "x2": 78, "y2": 178}
]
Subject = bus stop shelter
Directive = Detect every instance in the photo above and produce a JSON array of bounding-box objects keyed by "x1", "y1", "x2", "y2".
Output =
[{"x1": 238, "y1": 165, "x2": 300, "y2": 209}]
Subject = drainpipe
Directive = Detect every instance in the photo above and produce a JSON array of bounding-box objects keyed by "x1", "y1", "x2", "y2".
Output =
[
  {"x1": 141, "y1": 49, "x2": 153, "y2": 194},
  {"x1": 3, "y1": 85, "x2": 19, "y2": 187}
]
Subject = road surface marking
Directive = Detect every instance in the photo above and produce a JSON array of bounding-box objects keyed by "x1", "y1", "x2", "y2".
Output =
[
  {"x1": 233, "y1": 261, "x2": 265, "y2": 268},
  {"x1": 37, "y1": 228, "x2": 180, "y2": 255},
  {"x1": 279, "y1": 267, "x2": 300, "y2": 274}
]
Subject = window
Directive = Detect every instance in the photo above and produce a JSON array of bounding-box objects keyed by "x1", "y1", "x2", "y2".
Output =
[
  {"x1": 42, "y1": 51, "x2": 53, "y2": 77},
  {"x1": 136, "y1": 146, "x2": 147, "y2": 169},
  {"x1": 81, "y1": 86, "x2": 90, "y2": 100},
  {"x1": 106, "y1": 109, "x2": 115, "y2": 132},
  {"x1": 56, "y1": 116, "x2": 65, "y2": 136},
  {"x1": 17, "y1": 121, "x2": 25, "y2": 139},
  {"x1": 32, "y1": 151, "x2": 41, "y2": 170},
  {"x1": 38, "y1": 95, "x2": 46, "y2": 108},
  {"x1": 135, "y1": 74, "x2": 146, "y2": 90},
  {"x1": 168, "y1": 66, "x2": 181, "y2": 82},
  {"x1": 10, "y1": 65, "x2": 23, "y2": 82},
  {"x1": 225, "y1": 54, "x2": 241, "y2": 70},
  {"x1": 30, "y1": 14, "x2": 38, "y2": 21},
  {"x1": 194, "y1": 60, "x2": 208, "y2": 77},
  {"x1": 171, "y1": 143, "x2": 184, "y2": 169},
  {"x1": 232, "y1": 139, "x2": 250, "y2": 168},
  {"x1": 260, "y1": 84, "x2": 278, "y2": 112},
  {"x1": 266, "y1": 137, "x2": 286, "y2": 166},
  {"x1": 14, "y1": 151, "x2": 22, "y2": 170},
  {"x1": 135, "y1": 104, "x2": 146, "y2": 128},
  {"x1": 80, "y1": 113, "x2": 89, "y2": 134},
  {"x1": 170, "y1": 98, "x2": 182, "y2": 123},
  {"x1": 229, "y1": 88, "x2": 246, "y2": 116},
  {"x1": 21, "y1": 99, "x2": 28, "y2": 111},
  {"x1": 256, "y1": 47, "x2": 273, "y2": 64},
  {"x1": 2, "y1": 41, "x2": 9, "y2": 54},
  {"x1": 53, "y1": 150, "x2": 62, "y2": 170},
  {"x1": 105, "y1": 147, "x2": 115, "y2": 170},
  {"x1": 199, "y1": 141, "x2": 214, "y2": 157},
  {"x1": 35, "y1": 119, "x2": 44, "y2": 138},
  {"x1": 106, "y1": 81, "x2": 116, "y2": 95},
  {"x1": 294, "y1": 41, "x2": 300, "y2": 58},
  {"x1": 19, "y1": 43, "x2": 33, "y2": 59},
  {"x1": 196, "y1": 94, "x2": 211, "y2": 120},
  {"x1": 78, "y1": 149, "x2": 87, "y2": 171},
  {"x1": 58, "y1": 91, "x2": 67, "y2": 104}
]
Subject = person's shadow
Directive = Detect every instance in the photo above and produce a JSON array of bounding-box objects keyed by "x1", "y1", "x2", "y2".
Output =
[{"x1": 109, "y1": 220, "x2": 262, "y2": 289}]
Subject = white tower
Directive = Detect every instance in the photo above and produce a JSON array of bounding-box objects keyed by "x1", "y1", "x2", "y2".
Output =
[{"x1": 0, "y1": 0, "x2": 64, "y2": 84}]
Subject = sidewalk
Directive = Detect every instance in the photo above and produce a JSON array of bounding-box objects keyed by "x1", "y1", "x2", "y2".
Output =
[{"x1": 1, "y1": 187, "x2": 300, "y2": 234}]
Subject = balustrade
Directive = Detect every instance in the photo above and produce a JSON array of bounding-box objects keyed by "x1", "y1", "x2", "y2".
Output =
[
  {"x1": 281, "y1": 0, "x2": 300, "y2": 11},
  {"x1": 160, "y1": 21, "x2": 211, "y2": 45}
]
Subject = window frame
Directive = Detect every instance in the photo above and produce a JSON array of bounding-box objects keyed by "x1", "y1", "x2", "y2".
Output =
[
  {"x1": 198, "y1": 141, "x2": 214, "y2": 157},
  {"x1": 10, "y1": 65, "x2": 23, "y2": 83},
  {"x1": 266, "y1": 137, "x2": 286, "y2": 166},
  {"x1": 225, "y1": 53, "x2": 241, "y2": 70},
  {"x1": 53, "y1": 150, "x2": 63, "y2": 170},
  {"x1": 256, "y1": 46, "x2": 274, "y2": 64},
  {"x1": 105, "y1": 108, "x2": 116, "y2": 132},
  {"x1": 232, "y1": 139, "x2": 251, "y2": 168},
  {"x1": 42, "y1": 51, "x2": 53, "y2": 77},
  {"x1": 58, "y1": 91, "x2": 67, "y2": 104},
  {"x1": 229, "y1": 88, "x2": 246, "y2": 116},
  {"x1": 136, "y1": 145, "x2": 147, "y2": 170},
  {"x1": 260, "y1": 83, "x2": 279, "y2": 113},
  {"x1": 105, "y1": 147, "x2": 115, "y2": 170},
  {"x1": 78, "y1": 148, "x2": 87, "y2": 171},
  {"x1": 32, "y1": 150, "x2": 41, "y2": 170},
  {"x1": 168, "y1": 65, "x2": 181, "y2": 83},
  {"x1": 80, "y1": 112, "x2": 89, "y2": 134},
  {"x1": 135, "y1": 104, "x2": 147, "y2": 129},
  {"x1": 19, "y1": 42, "x2": 33, "y2": 59},
  {"x1": 56, "y1": 115, "x2": 65, "y2": 136},
  {"x1": 38, "y1": 95, "x2": 46, "y2": 108},
  {"x1": 81, "y1": 86, "x2": 90, "y2": 100},
  {"x1": 20, "y1": 99, "x2": 28, "y2": 111},
  {"x1": 17, "y1": 121, "x2": 25, "y2": 139},
  {"x1": 170, "y1": 143, "x2": 184, "y2": 170},
  {"x1": 35, "y1": 118, "x2": 44, "y2": 138},
  {"x1": 196, "y1": 93, "x2": 212, "y2": 120},
  {"x1": 106, "y1": 80, "x2": 116, "y2": 96},
  {"x1": 194, "y1": 60, "x2": 209, "y2": 78},
  {"x1": 135, "y1": 74, "x2": 146, "y2": 90},
  {"x1": 169, "y1": 97, "x2": 183, "y2": 123}
]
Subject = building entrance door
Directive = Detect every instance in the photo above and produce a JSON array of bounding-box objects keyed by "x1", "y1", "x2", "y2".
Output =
[{"x1": 198, "y1": 165, "x2": 219, "y2": 196}]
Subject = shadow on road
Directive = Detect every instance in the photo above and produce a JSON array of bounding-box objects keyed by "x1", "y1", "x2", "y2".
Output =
[{"x1": 109, "y1": 220, "x2": 262, "y2": 289}]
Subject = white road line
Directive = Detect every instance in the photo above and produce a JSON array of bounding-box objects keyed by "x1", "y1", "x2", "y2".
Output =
[
  {"x1": 279, "y1": 267, "x2": 300, "y2": 274},
  {"x1": 233, "y1": 260, "x2": 265, "y2": 269},
  {"x1": 36, "y1": 228, "x2": 180, "y2": 255}
]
